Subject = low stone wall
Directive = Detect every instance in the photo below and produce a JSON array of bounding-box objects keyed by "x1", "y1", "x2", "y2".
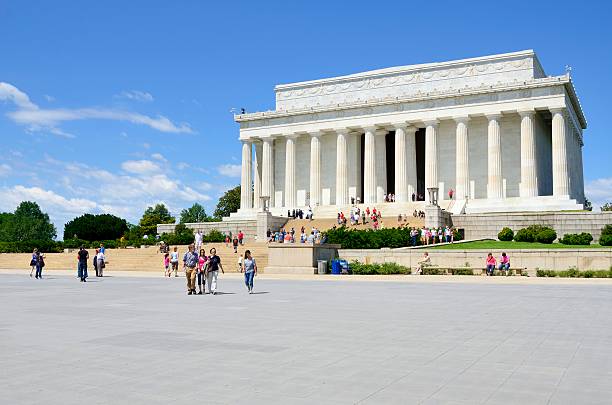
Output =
[
  {"x1": 452, "y1": 211, "x2": 612, "y2": 242},
  {"x1": 264, "y1": 244, "x2": 340, "y2": 274},
  {"x1": 156, "y1": 216, "x2": 287, "y2": 241},
  {"x1": 339, "y1": 247, "x2": 612, "y2": 273}
]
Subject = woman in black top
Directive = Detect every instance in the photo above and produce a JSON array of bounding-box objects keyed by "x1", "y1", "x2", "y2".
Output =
[{"x1": 205, "y1": 248, "x2": 224, "y2": 295}]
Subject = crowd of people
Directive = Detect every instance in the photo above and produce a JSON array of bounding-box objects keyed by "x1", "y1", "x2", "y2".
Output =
[
  {"x1": 266, "y1": 226, "x2": 324, "y2": 244},
  {"x1": 287, "y1": 207, "x2": 313, "y2": 220},
  {"x1": 337, "y1": 206, "x2": 383, "y2": 229}
]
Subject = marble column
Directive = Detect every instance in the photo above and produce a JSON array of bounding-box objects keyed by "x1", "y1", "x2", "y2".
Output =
[
  {"x1": 424, "y1": 120, "x2": 439, "y2": 203},
  {"x1": 405, "y1": 126, "x2": 418, "y2": 200},
  {"x1": 284, "y1": 135, "x2": 297, "y2": 207},
  {"x1": 375, "y1": 129, "x2": 388, "y2": 203},
  {"x1": 253, "y1": 142, "x2": 262, "y2": 209},
  {"x1": 309, "y1": 132, "x2": 321, "y2": 207},
  {"x1": 486, "y1": 114, "x2": 503, "y2": 199},
  {"x1": 261, "y1": 137, "x2": 274, "y2": 206},
  {"x1": 363, "y1": 127, "x2": 377, "y2": 204},
  {"x1": 551, "y1": 108, "x2": 570, "y2": 196},
  {"x1": 335, "y1": 130, "x2": 349, "y2": 205},
  {"x1": 240, "y1": 140, "x2": 253, "y2": 209},
  {"x1": 394, "y1": 124, "x2": 408, "y2": 202},
  {"x1": 519, "y1": 110, "x2": 538, "y2": 197},
  {"x1": 454, "y1": 117, "x2": 470, "y2": 200}
]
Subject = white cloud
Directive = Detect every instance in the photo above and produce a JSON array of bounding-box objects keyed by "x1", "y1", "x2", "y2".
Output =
[
  {"x1": 0, "y1": 82, "x2": 192, "y2": 136},
  {"x1": 585, "y1": 177, "x2": 612, "y2": 209},
  {"x1": 198, "y1": 182, "x2": 213, "y2": 191},
  {"x1": 115, "y1": 90, "x2": 154, "y2": 102},
  {"x1": 121, "y1": 159, "x2": 161, "y2": 174},
  {"x1": 151, "y1": 153, "x2": 167, "y2": 162},
  {"x1": 217, "y1": 164, "x2": 241, "y2": 177},
  {"x1": 177, "y1": 162, "x2": 190, "y2": 170},
  {"x1": 44, "y1": 94, "x2": 55, "y2": 102},
  {"x1": 0, "y1": 163, "x2": 11, "y2": 177}
]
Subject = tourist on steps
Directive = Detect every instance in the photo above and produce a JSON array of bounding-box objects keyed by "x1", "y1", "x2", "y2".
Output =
[
  {"x1": 241, "y1": 249, "x2": 257, "y2": 293},
  {"x1": 206, "y1": 248, "x2": 224, "y2": 295},
  {"x1": 183, "y1": 244, "x2": 199, "y2": 295}
]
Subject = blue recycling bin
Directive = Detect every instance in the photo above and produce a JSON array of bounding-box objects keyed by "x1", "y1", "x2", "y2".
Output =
[{"x1": 331, "y1": 259, "x2": 349, "y2": 275}]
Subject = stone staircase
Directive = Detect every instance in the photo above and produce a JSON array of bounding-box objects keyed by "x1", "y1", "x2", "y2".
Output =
[{"x1": 0, "y1": 242, "x2": 270, "y2": 273}]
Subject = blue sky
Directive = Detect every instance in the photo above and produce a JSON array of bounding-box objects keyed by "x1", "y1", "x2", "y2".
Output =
[{"x1": 0, "y1": 0, "x2": 610, "y2": 238}]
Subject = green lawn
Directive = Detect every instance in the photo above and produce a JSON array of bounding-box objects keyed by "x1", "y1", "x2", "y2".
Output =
[{"x1": 429, "y1": 240, "x2": 607, "y2": 250}]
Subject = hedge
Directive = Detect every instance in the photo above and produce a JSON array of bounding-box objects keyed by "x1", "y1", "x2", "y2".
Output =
[
  {"x1": 349, "y1": 261, "x2": 411, "y2": 275},
  {"x1": 514, "y1": 225, "x2": 557, "y2": 244},
  {"x1": 559, "y1": 232, "x2": 593, "y2": 246},
  {"x1": 325, "y1": 226, "x2": 461, "y2": 249},
  {"x1": 0, "y1": 240, "x2": 63, "y2": 253},
  {"x1": 600, "y1": 225, "x2": 612, "y2": 247},
  {"x1": 498, "y1": 227, "x2": 514, "y2": 241},
  {"x1": 537, "y1": 268, "x2": 612, "y2": 278}
]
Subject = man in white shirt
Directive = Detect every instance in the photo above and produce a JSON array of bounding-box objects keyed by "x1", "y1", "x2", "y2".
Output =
[{"x1": 194, "y1": 230, "x2": 203, "y2": 251}]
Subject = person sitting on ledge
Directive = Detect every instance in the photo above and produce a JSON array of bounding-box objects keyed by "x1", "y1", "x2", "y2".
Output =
[
  {"x1": 486, "y1": 253, "x2": 497, "y2": 276},
  {"x1": 498, "y1": 252, "x2": 510, "y2": 276},
  {"x1": 415, "y1": 252, "x2": 430, "y2": 275}
]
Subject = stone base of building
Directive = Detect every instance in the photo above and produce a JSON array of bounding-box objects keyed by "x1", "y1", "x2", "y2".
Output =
[{"x1": 464, "y1": 195, "x2": 583, "y2": 214}]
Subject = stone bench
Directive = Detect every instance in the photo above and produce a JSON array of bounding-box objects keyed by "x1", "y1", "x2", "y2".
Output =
[{"x1": 417, "y1": 264, "x2": 527, "y2": 276}]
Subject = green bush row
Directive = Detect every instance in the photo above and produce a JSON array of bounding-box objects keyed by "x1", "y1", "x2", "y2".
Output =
[
  {"x1": 514, "y1": 225, "x2": 557, "y2": 243},
  {"x1": 325, "y1": 227, "x2": 462, "y2": 249},
  {"x1": 537, "y1": 267, "x2": 612, "y2": 278},
  {"x1": 0, "y1": 240, "x2": 63, "y2": 253},
  {"x1": 349, "y1": 261, "x2": 411, "y2": 275},
  {"x1": 559, "y1": 232, "x2": 593, "y2": 246}
]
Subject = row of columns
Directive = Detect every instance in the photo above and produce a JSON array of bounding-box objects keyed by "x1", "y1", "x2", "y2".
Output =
[{"x1": 240, "y1": 108, "x2": 577, "y2": 210}]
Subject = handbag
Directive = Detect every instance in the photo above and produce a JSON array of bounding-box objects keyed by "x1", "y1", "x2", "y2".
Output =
[{"x1": 29, "y1": 259, "x2": 36, "y2": 266}]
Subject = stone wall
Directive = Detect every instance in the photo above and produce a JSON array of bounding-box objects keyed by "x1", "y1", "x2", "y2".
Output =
[
  {"x1": 264, "y1": 244, "x2": 341, "y2": 274},
  {"x1": 452, "y1": 211, "x2": 612, "y2": 242},
  {"x1": 339, "y1": 247, "x2": 612, "y2": 273}
]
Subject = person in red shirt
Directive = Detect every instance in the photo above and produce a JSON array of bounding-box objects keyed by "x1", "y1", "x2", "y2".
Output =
[
  {"x1": 486, "y1": 253, "x2": 497, "y2": 276},
  {"x1": 237, "y1": 230, "x2": 244, "y2": 245}
]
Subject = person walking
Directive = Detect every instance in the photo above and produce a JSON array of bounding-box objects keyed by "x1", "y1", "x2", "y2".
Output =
[
  {"x1": 206, "y1": 247, "x2": 224, "y2": 295},
  {"x1": 163, "y1": 252, "x2": 170, "y2": 277},
  {"x1": 96, "y1": 249, "x2": 105, "y2": 277},
  {"x1": 170, "y1": 247, "x2": 179, "y2": 277},
  {"x1": 197, "y1": 249, "x2": 208, "y2": 294},
  {"x1": 93, "y1": 248, "x2": 99, "y2": 276},
  {"x1": 29, "y1": 248, "x2": 38, "y2": 277},
  {"x1": 486, "y1": 253, "x2": 497, "y2": 276},
  {"x1": 35, "y1": 251, "x2": 45, "y2": 279},
  {"x1": 232, "y1": 235, "x2": 239, "y2": 254},
  {"x1": 183, "y1": 244, "x2": 199, "y2": 295},
  {"x1": 194, "y1": 230, "x2": 203, "y2": 252},
  {"x1": 241, "y1": 249, "x2": 257, "y2": 293},
  {"x1": 77, "y1": 246, "x2": 89, "y2": 282}
]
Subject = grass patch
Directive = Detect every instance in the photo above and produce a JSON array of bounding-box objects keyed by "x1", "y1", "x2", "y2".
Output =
[{"x1": 429, "y1": 241, "x2": 606, "y2": 250}]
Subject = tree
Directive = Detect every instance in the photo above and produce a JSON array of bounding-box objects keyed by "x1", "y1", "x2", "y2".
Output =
[
  {"x1": 213, "y1": 185, "x2": 240, "y2": 219},
  {"x1": 601, "y1": 202, "x2": 612, "y2": 212},
  {"x1": 0, "y1": 201, "x2": 56, "y2": 241},
  {"x1": 64, "y1": 213, "x2": 128, "y2": 241},
  {"x1": 180, "y1": 203, "x2": 214, "y2": 223},
  {"x1": 139, "y1": 204, "x2": 175, "y2": 236}
]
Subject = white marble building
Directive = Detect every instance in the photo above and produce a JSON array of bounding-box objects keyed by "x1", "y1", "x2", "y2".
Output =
[{"x1": 233, "y1": 50, "x2": 586, "y2": 218}]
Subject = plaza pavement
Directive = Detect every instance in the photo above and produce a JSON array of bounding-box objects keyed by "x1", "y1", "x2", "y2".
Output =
[{"x1": 1, "y1": 272, "x2": 612, "y2": 404}]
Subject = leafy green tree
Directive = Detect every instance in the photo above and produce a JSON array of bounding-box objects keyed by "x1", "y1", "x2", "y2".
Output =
[
  {"x1": 179, "y1": 203, "x2": 214, "y2": 223},
  {"x1": 0, "y1": 201, "x2": 56, "y2": 241},
  {"x1": 601, "y1": 202, "x2": 612, "y2": 212},
  {"x1": 64, "y1": 213, "x2": 128, "y2": 241},
  {"x1": 213, "y1": 185, "x2": 240, "y2": 220},
  {"x1": 139, "y1": 204, "x2": 175, "y2": 236}
]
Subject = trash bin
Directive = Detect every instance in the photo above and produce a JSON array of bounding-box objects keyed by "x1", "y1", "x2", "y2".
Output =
[
  {"x1": 331, "y1": 259, "x2": 341, "y2": 275},
  {"x1": 317, "y1": 260, "x2": 327, "y2": 275}
]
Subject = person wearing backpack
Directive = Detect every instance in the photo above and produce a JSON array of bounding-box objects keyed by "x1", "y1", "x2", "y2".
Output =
[{"x1": 35, "y1": 251, "x2": 45, "y2": 279}]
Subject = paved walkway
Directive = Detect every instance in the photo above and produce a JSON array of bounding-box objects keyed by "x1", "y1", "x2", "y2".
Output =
[{"x1": 2, "y1": 273, "x2": 611, "y2": 404}]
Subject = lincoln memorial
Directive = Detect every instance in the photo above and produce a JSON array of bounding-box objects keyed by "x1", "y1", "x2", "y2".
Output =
[{"x1": 232, "y1": 50, "x2": 586, "y2": 218}]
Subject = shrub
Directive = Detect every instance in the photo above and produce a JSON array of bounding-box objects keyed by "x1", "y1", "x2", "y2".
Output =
[
  {"x1": 0, "y1": 240, "x2": 62, "y2": 253},
  {"x1": 514, "y1": 225, "x2": 556, "y2": 244},
  {"x1": 325, "y1": 227, "x2": 413, "y2": 249},
  {"x1": 498, "y1": 227, "x2": 514, "y2": 241},
  {"x1": 559, "y1": 232, "x2": 593, "y2": 245},
  {"x1": 421, "y1": 267, "x2": 444, "y2": 275},
  {"x1": 600, "y1": 225, "x2": 612, "y2": 246},
  {"x1": 537, "y1": 268, "x2": 612, "y2": 278},
  {"x1": 349, "y1": 261, "x2": 411, "y2": 275},
  {"x1": 535, "y1": 228, "x2": 557, "y2": 244},
  {"x1": 450, "y1": 268, "x2": 474, "y2": 275},
  {"x1": 204, "y1": 229, "x2": 225, "y2": 243}
]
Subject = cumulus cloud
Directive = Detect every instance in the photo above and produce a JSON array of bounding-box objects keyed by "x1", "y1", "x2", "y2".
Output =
[
  {"x1": 151, "y1": 153, "x2": 167, "y2": 162},
  {"x1": 585, "y1": 177, "x2": 612, "y2": 209},
  {"x1": 121, "y1": 159, "x2": 161, "y2": 174},
  {"x1": 217, "y1": 164, "x2": 241, "y2": 177},
  {"x1": 115, "y1": 90, "x2": 154, "y2": 102},
  {"x1": 0, "y1": 81, "x2": 192, "y2": 136}
]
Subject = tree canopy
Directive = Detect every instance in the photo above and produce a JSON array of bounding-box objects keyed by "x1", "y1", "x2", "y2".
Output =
[
  {"x1": 213, "y1": 186, "x2": 240, "y2": 219},
  {"x1": 64, "y1": 213, "x2": 128, "y2": 241},
  {"x1": 139, "y1": 204, "x2": 175, "y2": 235},
  {"x1": 0, "y1": 201, "x2": 56, "y2": 242},
  {"x1": 180, "y1": 203, "x2": 215, "y2": 223}
]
